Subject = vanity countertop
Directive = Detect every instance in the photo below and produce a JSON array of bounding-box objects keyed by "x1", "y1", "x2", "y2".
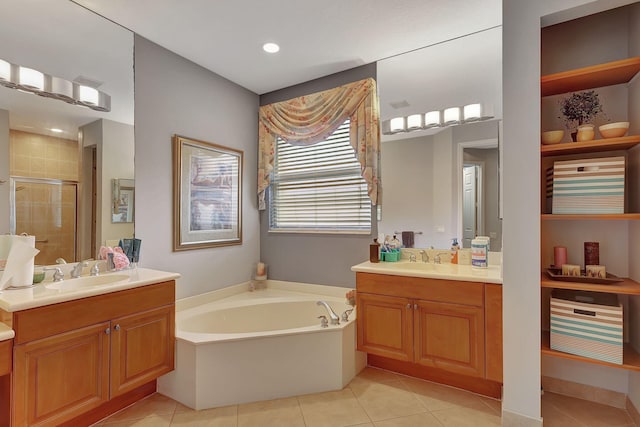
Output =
[
  {"x1": 0, "y1": 322, "x2": 14, "y2": 341},
  {"x1": 0, "y1": 268, "x2": 180, "y2": 312},
  {"x1": 351, "y1": 261, "x2": 502, "y2": 284}
]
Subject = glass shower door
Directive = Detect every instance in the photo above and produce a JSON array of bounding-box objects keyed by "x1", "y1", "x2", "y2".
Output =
[{"x1": 11, "y1": 178, "x2": 77, "y2": 265}]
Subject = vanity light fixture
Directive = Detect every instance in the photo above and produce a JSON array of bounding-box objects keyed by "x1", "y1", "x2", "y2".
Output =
[
  {"x1": 406, "y1": 114, "x2": 422, "y2": 130},
  {"x1": 0, "y1": 58, "x2": 111, "y2": 112},
  {"x1": 382, "y1": 103, "x2": 495, "y2": 135},
  {"x1": 463, "y1": 103, "x2": 482, "y2": 121},
  {"x1": 18, "y1": 66, "x2": 44, "y2": 92},
  {"x1": 389, "y1": 116, "x2": 406, "y2": 133},
  {"x1": 0, "y1": 60, "x2": 10, "y2": 83},
  {"x1": 39, "y1": 75, "x2": 74, "y2": 103},
  {"x1": 443, "y1": 107, "x2": 461, "y2": 125},
  {"x1": 424, "y1": 110, "x2": 441, "y2": 128},
  {"x1": 50, "y1": 128, "x2": 63, "y2": 133},
  {"x1": 263, "y1": 42, "x2": 280, "y2": 53},
  {"x1": 78, "y1": 85, "x2": 99, "y2": 106}
]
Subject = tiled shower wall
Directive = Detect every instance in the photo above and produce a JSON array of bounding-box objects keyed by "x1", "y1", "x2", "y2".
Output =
[
  {"x1": 9, "y1": 130, "x2": 80, "y2": 263},
  {"x1": 10, "y1": 130, "x2": 79, "y2": 180}
]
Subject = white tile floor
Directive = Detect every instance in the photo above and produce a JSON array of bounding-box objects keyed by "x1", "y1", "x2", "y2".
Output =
[{"x1": 93, "y1": 367, "x2": 636, "y2": 426}]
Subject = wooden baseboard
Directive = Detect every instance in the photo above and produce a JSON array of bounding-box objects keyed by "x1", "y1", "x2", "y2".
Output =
[
  {"x1": 58, "y1": 380, "x2": 157, "y2": 427},
  {"x1": 626, "y1": 397, "x2": 640, "y2": 426},
  {"x1": 367, "y1": 354, "x2": 502, "y2": 399},
  {"x1": 541, "y1": 376, "x2": 626, "y2": 408}
]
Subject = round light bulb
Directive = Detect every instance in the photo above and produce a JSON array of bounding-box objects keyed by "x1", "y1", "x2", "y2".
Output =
[{"x1": 263, "y1": 42, "x2": 280, "y2": 53}]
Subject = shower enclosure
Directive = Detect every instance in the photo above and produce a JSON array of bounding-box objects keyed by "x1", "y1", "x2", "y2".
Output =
[{"x1": 10, "y1": 178, "x2": 77, "y2": 265}]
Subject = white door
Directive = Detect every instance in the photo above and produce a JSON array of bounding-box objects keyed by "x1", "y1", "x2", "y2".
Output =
[{"x1": 462, "y1": 166, "x2": 477, "y2": 248}]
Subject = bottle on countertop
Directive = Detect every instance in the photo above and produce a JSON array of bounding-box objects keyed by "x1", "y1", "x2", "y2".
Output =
[
  {"x1": 370, "y1": 238, "x2": 380, "y2": 263},
  {"x1": 390, "y1": 235, "x2": 402, "y2": 250},
  {"x1": 451, "y1": 238, "x2": 460, "y2": 264},
  {"x1": 471, "y1": 237, "x2": 488, "y2": 268}
]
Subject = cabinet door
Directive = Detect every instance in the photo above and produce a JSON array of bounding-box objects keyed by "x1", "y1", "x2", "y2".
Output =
[
  {"x1": 414, "y1": 300, "x2": 485, "y2": 378},
  {"x1": 357, "y1": 293, "x2": 413, "y2": 362},
  {"x1": 13, "y1": 322, "x2": 110, "y2": 427},
  {"x1": 110, "y1": 305, "x2": 175, "y2": 397}
]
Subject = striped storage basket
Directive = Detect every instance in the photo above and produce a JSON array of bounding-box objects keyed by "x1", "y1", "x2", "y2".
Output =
[
  {"x1": 545, "y1": 166, "x2": 554, "y2": 213},
  {"x1": 550, "y1": 289, "x2": 622, "y2": 364},
  {"x1": 552, "y1": 156, "x2": 625, "y2": 214}
]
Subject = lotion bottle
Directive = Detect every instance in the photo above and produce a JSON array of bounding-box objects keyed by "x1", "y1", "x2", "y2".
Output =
[
  {"x1": 369, "y1": 238, "x2": 380, "y2": 263},
  {"x1": 451, "y1": 238, "x2": 460, "y2": 264}
]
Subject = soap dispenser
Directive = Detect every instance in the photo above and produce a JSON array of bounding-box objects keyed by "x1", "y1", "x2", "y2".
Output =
[{"x1": 450, "y1": 238, "x2": 460, "y2": 264}]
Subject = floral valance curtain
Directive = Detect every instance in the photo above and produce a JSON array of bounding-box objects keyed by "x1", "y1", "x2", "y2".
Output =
[{"x1": 257, "y1": 77, "x2": 381, "y2": 210}]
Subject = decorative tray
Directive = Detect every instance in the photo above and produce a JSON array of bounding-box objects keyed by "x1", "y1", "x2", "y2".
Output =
[{"x1": 546, "y1": 268, "x2": 624, "y2": 285}]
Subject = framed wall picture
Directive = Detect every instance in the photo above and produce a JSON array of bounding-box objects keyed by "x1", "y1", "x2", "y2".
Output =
[{"x1": 173, "y1": 135, "x2": 243, "y2": 250}]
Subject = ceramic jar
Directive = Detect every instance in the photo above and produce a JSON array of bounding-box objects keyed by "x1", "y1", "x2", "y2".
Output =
[{"x1": 576, "y1": 124, "x2": 595, "y2": 141}]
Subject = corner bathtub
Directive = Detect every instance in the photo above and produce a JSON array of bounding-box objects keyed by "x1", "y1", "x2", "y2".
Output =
[{"x1": 157, "y1": 281, "x2": 366, "y2": 410}]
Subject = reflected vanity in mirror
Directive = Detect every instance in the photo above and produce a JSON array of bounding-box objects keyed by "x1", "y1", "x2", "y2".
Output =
[
  {"x1": 376, "y1": 27, "x2": 502, "y2": 251},
  {"x1": 112, "y1": 179, "x2": 135, "y2": 223},
  {"x1": 0, "y1": 0, "x2": 135, "y2": 264}
]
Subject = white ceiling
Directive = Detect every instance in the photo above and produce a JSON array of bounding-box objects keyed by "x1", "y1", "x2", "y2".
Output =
[
  {"x1": 0, "y1": 0, "x2": 501, "y2": 139},
  {"x1": 74, "y1": 0, "x2": 501, "y2": 95}
]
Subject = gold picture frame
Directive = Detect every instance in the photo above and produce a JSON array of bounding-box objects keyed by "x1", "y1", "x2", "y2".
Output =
[{"x1": 173, "y1": 135, "x2": 243, "y2": 251}]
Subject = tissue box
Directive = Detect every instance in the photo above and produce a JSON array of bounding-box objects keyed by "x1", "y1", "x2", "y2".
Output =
[
  {"x1": 552, "y1": 156, "x2": 625, "y2": 214},
  {"x1": 550, "y1": 289, "x2": 622, "y2": 364}
]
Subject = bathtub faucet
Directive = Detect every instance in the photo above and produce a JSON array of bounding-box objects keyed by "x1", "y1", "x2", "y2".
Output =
[{"x1": 317, "y1": 301, "x2": 340, "y2": 325}]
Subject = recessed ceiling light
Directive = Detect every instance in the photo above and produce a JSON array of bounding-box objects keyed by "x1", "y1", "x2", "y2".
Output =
[
  {"x1": 50, "y1": 128, "x2": 63, "y2": 133},
  {"x1": 263, "y1": 42, "x2": 280, "y2": 53}
]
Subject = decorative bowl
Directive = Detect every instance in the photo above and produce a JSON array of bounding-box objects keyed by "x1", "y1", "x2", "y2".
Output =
[
  {"x1": 542, "y1": 130, "x2": 564, "y2": 145},
  {"x1": 599, "y1": 122, "x2": 629, "y2": 138}
]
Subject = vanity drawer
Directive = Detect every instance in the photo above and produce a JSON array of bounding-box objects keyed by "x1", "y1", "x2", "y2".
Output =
[{"x1": 356, "y1": 272, "x2": 484, "y2": 306}]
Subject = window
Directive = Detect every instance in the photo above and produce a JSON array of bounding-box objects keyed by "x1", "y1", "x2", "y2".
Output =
[{"x1": 269, "y1": 120, "x2": 371, "y2": 233}]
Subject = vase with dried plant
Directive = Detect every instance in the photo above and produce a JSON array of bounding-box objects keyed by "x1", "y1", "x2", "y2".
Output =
[{"x1": 559, "y1": 90, "x2": 604, "y2": 141}]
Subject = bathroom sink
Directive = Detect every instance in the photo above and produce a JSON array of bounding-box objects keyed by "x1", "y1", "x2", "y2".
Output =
[
  {"x1": 389, "y1": 262, "x2": 457, "y2": 274},
  {"x1": 45, "y1": 274, "x2": 130, "y2": 290}
]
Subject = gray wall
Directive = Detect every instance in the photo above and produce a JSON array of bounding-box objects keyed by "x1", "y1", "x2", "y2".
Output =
[
  {"x1": 259, "y1": 64, "x2": 377, "y2": 287},
  {"x1": 134, "y1": 35, "x2": 260, "y2": 299}
]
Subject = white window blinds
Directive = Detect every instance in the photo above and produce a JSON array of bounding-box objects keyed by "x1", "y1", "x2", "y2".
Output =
[{"x1": 269, "y1": 120, "x2": 371, "y2": 233}]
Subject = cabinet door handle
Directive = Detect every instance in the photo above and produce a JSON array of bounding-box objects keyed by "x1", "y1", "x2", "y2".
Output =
[
  {"x1": 406, "y1": 303, "x2": 412, "y2": 309},
  {"x1": 414, "y1": 304, "x2": 418, "y2": 310},
  {"x1": 105, "y1": 327, "x2": 111, "y2": 335},
  {"x1": 114, "y1": 324, "x2": 121, "y2": 331}
]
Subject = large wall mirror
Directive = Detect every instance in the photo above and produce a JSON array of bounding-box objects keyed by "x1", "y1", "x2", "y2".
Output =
[
  {"x1": 377, "y1": 27, "x2": 503, "y2": 251},
  {"x1": 0, "y1": 0, "x2": 134, "y2": 264}
]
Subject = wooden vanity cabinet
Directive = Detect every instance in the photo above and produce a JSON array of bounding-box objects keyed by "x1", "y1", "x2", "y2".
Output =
[
  {"x1": 0, "y1": 339, "x2": 11, "y2": 376},
  {"x1": 7, "y1": 280, "x2": 175, "y2": 427},
  {"x1": 357, "y1": 293, "x2": 413, "y2": 362},
  {"x1": 414, "y1": 300, "x2": 484, "y2": 378},
  {"x1": 356, "y1": 272, "x2": 502, "y2": 397}
]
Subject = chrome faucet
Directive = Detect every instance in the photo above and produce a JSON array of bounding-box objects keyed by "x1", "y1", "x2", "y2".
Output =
[
  {"x1": 44, "y1": 267, "x2": 64, "y2": 282},
  {"x1": 409, "y1": 253, "x2": 417, "y2": 262},
  {"x1": 434, "y1": 252, "x2": 450, "y2": 264},
  {"x1": 341, "y1": 308, "x2": 354, "y2": 322},
  {"x1": 317, "y1": 301, "x2": 340, "y2": 325},
  {"x1": 70, "y1": 261, "x2": 89, "y2": 278},
  {"x1": 419, "y1": 250, "x2": 429, "y2": 263},
  {"x1": 90, "y1": 263, "x2": 100, "y2": 276}
]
